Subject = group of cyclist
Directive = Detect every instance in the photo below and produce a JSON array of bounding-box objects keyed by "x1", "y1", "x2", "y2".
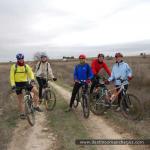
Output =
[
  {"x1": 10, "y1": 51, "x2": 132, "y2": 119},
  {"x1": 66, "y1": 52, "x2": 132, "y2": 112}
]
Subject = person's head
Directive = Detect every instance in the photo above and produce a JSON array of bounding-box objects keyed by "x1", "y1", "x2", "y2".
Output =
[
  {"x1": 97, "y1": 53, "x2": 104, "y2": 63},
  {"x1": 40, "y1": 52, "x2": 48, "y2": 63},
  {"x1": 115, "y1": 52, "x2": 123, "y2": 62},
  {"x1": 79, "y1": 54, "x2": 86, "y2": 64},
  {"x1": 16, "y1": 53, "x2": 24, "y2": 65}
]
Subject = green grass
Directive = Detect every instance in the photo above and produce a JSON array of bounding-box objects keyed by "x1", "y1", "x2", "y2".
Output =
[{"x1": 46, "y1": 91, "x2": 96, "y2": 150}]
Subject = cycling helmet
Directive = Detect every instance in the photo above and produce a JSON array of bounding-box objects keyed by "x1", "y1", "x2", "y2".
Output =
[
  {"x1": 16, "y1": 53, "x2": 24, "y2": 60},
  {"x1": 98, "y1": 53, "x2": 104, "y2": 58},
  {"x1": 115, "y1": 52, "x2": 123, "y2": 58},
  {"x1": 79, "y1": 54, "x2": 86, "y2": 59},
  {"x1": 40, "y1": 52, "x2": 47, "y2": 58}
]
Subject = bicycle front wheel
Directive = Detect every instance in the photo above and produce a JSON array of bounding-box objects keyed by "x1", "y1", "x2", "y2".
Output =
[
  {"x1": 120, "y1": 93, "x2": 143, "y2": 120},
  {"x1": 90, "y1": 93, "x2": 108, "y2": 115},
  {"x1": 25, "y1": 99, "x2": 35, "y2": 126},
  {"x1": 44, "y1": 89, "x2": 56, "y2": 111},
  {"x1": 82, "y1": 95, "x2": 90, "y2": 118},
  {"x1": 73, "y1": 92, "x2": 80, "y2": 108}
]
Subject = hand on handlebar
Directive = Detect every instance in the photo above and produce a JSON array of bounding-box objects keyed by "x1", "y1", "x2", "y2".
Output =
[
  {"x1": 30, "y1": 80, "x2": 36, "y2": 86},
  {"x1": 128, "y1": 76, "x2": 133, "y2": 81},
  {"x1": 53, "y1": 77, "x2": 57, "y2": 81},
  {"x1": 104, "y1": 80, "x2": 110, "y2": 85},
  {"x1": 86, "y1": 79, "x2": 91, "y2": 84},
  {"x1": 11, "y1": 86, "x2": 16, "y2": 92}
]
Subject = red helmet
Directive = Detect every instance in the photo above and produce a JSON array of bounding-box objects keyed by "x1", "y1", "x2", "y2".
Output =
[
  {"x1": 115, "y1": 52, "x2": 123, "y2": 58},
  {"x1": 79, "y1": 54, "x2": 86, "y2": 59},
  {"x1": 98, "y1": 53, "x2": 104, "y2": 58}
]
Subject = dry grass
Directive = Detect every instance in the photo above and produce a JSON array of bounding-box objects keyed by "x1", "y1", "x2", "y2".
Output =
[
  {"x1": 0, "y1": 64, "x2": 19, "y2": 150},
  {"x1": 49, "y1": 56, "x2": 150, "y2": 139},
  {"x1": 0, "y1": 56, "x2": 149, "y2": 148},
  {"x1": 50, "y1": 56, "x2": 150, "y2": 117}
]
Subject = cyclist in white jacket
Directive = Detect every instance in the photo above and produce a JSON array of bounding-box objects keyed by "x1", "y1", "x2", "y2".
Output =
[
  {"x1": 35, "y1": 53, "x2": 57, "y2": 102},
  {"x1": 107, "y1": 52, "x2": 133, "y2": 111}
]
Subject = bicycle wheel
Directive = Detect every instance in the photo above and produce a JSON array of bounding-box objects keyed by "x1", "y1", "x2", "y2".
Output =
[
  {"x1": 120, "y1": 93, "x2": 143, "y2": 120},
  {"x1": 73, "y1": 92, "x2": 80, "y2": 108},
  {"x1": 25, "y1": 98, "x2": 35, "y2": 126},
  {"x1": 44, "y1": 89, "x2": 56, "y2": 111},
  {"x1": 90, "y1": 92, "x2": 108, "y2": 115},
  {"x1": 82, "y1": 94, "x2": 90, "y2": 118}
]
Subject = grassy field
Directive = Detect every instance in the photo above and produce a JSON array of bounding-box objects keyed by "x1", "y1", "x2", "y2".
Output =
[
  {"x1": 46, "y1": 91, "x2": 96, "y2": 150},
  {"x1": 0, "y1": 64, "x2": 19, "y2": 150},
  {"x1": 0, "y1": 55, "x2": 149, "y2": 149},
  {"x1": 48, "y1": 55, "x2": 150, "y2": 139},
  {"x1": 50, "y1": 56, "x2": 150, "y2": 117}
]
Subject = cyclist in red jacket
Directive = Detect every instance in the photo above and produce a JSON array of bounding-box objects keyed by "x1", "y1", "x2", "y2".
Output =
[{"x1": 90, "y1": 53, "x2": 111, "y2": 93}]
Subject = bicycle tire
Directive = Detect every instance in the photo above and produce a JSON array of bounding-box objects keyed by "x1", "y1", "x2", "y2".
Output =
[
  {"x1": 120, "y1": 93, "x2": 143, "y2": 120},
  {"x1": 82, "y1": 94, "x2": 90, "y2": 118},
  {"x1": 44, "y1": 89, "x2": 56, "y2": 111},
  {"x1": 73, "y1": 92, "x2": 80, "y2": 108},
  {"x1": 90, "y1": 93, "x2": 108, "y2": 115},
  {"x1": 25, "y1": 98, "x2": 35, "y2": 126}
]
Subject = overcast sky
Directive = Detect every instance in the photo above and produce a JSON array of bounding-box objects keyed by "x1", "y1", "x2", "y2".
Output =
[{"x1": 0, "y1": 0, "x2": 150, "y2": 61}]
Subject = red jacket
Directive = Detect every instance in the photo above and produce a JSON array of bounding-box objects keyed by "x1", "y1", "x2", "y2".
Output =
[{"x1": 91, "y1": 59, "x2": 111, "y2": 76}]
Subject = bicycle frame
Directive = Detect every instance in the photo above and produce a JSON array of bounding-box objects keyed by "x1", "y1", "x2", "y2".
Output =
[{"x1": 95, "y1": 80, "x2": 128, "y2": 106}]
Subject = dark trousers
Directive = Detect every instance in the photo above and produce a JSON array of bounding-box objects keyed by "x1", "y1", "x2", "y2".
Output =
[
  {"x1": 36, "y1": 77, "x2": 47, "y2": 99},
  {"x1": 69, "y1": 82, "x2": 88, "y2": 108},
  {"x1": 90, "y1": 77, "x2": 99, "y2": 93},
  {"x1": 116, "y1": 84, "x2": 128, "y2": 106}
]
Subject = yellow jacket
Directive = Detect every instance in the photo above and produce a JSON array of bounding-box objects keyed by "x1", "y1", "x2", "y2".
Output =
[{"x1": 10, "y1": 64, "x2": 34, "y2": 86}]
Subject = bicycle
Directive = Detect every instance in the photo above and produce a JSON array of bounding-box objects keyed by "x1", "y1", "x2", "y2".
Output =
[
  {"x1": 73, "y1": 80, "x2": 90, "y2": 118},
  {"x1": 90, "y1": 77, "x2": 142, "y2": 120},
  {"x1": 39, "y1": 78, "x2": 56, "y2": 111},
  {"x1": 17, "y1": 86, "x2": 35, "y2": 126}
]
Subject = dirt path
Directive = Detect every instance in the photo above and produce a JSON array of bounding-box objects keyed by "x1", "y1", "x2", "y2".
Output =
[
  {"x1": 51, "y1": 82, "x2": 134, "y2": 150},
  {"x1": 7, "y1": 112, "x2": 57, "y2": 150}
]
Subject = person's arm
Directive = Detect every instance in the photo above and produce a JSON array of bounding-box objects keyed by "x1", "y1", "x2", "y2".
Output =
[
  {"x1": 91, "y1": 60, "x2": 97, "y2": 75},
  {"x1": 126, "y1": 63, "x2": 132, "y2": 78},
  {"x1": 10, "y1": 64, "x2": 15, "y2": 86},
  {"x1": 48, "y1": 63, "x2": 54, "y2": 79},
  {"x1": 26, "y1": 65, "x2": 35, "y2": 80},
  {"x1": 108, "y1": 66, "x2": 115, "y2": 82},
  {"x1": 103, "y1": 62, "x2": 111, "y2": 76},
  {"x1": 35, "y1": 61, "x2": 40, "y2": 73},
  {"x1": 74, "y1": 65, "x2": 78, "y2": 81},
  {"x1": 88, "y1": 65, "x2": 94, "y2": 80}
]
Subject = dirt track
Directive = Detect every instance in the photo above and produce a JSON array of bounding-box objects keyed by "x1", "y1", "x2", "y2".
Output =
[
  {"x1": 7, "y1": 112, "x2": 57, "y2": 150},
  {"x1": 50, "y1": 82, "x2": 134, "y2": 150},
  {"x1": 4, "y1": 82, "x2": 148, "y2": 150}
]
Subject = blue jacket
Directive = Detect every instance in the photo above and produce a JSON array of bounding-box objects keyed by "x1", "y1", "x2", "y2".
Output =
[
  {"x1": 74, "y1": 63, "x2": 93, "y2": 81},
  {"x1": 108, "y1": 61, "x2": 132, "y2": 85}
]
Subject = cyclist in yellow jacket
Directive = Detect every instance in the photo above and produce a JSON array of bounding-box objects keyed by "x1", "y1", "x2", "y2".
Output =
[{"x1": 10, "y1": 53, "x2": 42, "y2": 119}]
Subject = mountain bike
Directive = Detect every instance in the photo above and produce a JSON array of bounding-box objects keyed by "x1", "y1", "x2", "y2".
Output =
[
  {"x1": 90, "y1": 78, "x2": 142, "y2": 120},
  {"x1": 73, "y1": 80, "x2": 90, "y2": 118},
  {"x1": 40, "y1": 79, "x2": 56, "y2": 111},
  {"x1": 18, "y1": 86, "x2": 35, "y2": 126}
]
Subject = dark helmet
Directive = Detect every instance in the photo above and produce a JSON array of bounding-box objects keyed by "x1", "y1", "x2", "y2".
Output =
[
  {"x1": 98, "y1": 53, "x2": 104, "y2": 58},
  {"x1": 115, "y1": 52, "x2": 123, "y2": 58},
  {"x1": 16, "y1": 53, "x2": 24, "y2": 60},
  {"x1": 79, "y1": 54, "x2": 86, "y2": 59}
]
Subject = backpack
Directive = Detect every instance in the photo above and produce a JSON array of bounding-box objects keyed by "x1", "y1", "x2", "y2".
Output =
[
  {"x1": 14, "y1": 63, "x2": 28, "y2": 74},
  {"x1": 37, "y1": 61, "x2": 49, "y2": 72}
]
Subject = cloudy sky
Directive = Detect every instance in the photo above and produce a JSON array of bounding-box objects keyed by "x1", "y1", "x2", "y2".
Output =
[{"x1": 0, "y1": 0, "x2": 150, "y2": 61}]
